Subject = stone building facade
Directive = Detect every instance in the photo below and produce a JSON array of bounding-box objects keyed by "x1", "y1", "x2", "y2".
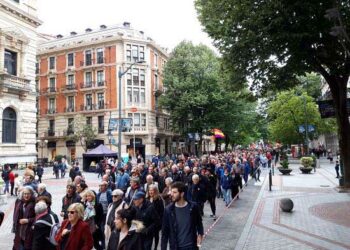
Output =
[
  {"x1": 0, "y1": 0, "x2": 41, "y2": 165},
  {"x1": 37, "y1": 22, "x2": 174, "y2": 163}
]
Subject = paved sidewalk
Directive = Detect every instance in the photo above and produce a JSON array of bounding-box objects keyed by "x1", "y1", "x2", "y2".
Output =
[{"x1": 235, "y1": 158, "x2": 350, "y2": 250}]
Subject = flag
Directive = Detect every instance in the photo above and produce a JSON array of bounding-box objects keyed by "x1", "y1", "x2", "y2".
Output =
[{"x1": 212, "y1": 128, "x2": 225, "y2": 139}]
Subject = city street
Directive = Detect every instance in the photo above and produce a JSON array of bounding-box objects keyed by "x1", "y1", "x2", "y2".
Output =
[{"x1": 0, "y1": 159, "x2": 349, "y2": 249}]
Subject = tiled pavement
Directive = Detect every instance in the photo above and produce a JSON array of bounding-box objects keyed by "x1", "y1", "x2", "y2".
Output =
[{"x1": 235, "y1": 159, "x2": 350, "y2": 250}]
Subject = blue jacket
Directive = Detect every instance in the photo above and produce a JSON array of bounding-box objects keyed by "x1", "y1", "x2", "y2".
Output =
[
  {"x1": 116, "y1": 173, "x2": 130, "y2": 191},
  {"x1": 221, "y1": 174, "x2": 233, "y2": 189},
  {"x1": 161, "y1": 201, "x2": 203, "y2": 250}
]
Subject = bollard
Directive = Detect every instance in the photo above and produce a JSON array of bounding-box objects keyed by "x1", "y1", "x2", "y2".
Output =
[
  {"x1": 272, "y1": 163, "x2": 274, "y2": 176},
  {"x1": 269, "y1": 169, "x2": 272, "y2": 191}
]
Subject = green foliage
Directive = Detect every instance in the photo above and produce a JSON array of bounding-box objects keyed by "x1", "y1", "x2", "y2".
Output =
[
  {"x1": 267, "y1": 89, "x2": 336, "y2": 145},
  {"x1": 160, "y1": 41, "x2": 262, "y2": 148},
  {"x1": 67, "y1": 115, "x2": 97, "y2": 152},
  {"x1": 280, "y1": 159, "x2": 290, "y2": 169},
  {"x1": 300, "y1": 157, "x2": 314, "y2": 168},
  {"x1": 54, "y1": 155, "x2": 65, "y2": 163}
]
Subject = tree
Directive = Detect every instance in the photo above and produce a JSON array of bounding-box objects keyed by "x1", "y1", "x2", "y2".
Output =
[
  {"x1": 196, "y1": 0, "x2": 350, "y2": 187},
  {"x1": 268, "y1": 90, "x2": 336, "y2": 148},
  {"x1": 160, "y1": 41, "x2": 258, "y2": 153},
  {"x1": 67, "y1": 116, "x2": 97, "y2": 152}
]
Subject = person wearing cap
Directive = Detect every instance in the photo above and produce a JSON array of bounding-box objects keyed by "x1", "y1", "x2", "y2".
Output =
[
  {"x1": 132, "y1": 191, "x2": 160, "y2": 250},
  {"x1": 104, "y1": 189, "x2": 127, "y2": 246}
]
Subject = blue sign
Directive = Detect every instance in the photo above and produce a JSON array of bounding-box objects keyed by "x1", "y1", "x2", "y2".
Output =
[
  {"x1": 298, "y1": 125, "x2": 315, "y2": 133},
  {"x1": 109, "y1": 118, "x2": 132, "y2": 132}
]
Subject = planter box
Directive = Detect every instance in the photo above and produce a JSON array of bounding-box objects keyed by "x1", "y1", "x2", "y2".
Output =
[
  {"x1": 278, "y1": 168, "x2": 293, "y2": 175},
  {"x1": 300, "y1": 167, "x2": 313, "y2": 174}
]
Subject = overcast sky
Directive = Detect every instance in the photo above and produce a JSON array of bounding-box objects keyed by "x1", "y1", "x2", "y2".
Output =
[{"x1": 36, "y1": 0, "x2": 216, "y2": 53}]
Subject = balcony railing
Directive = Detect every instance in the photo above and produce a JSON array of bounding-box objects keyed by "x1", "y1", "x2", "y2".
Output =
[
  {"x1": 46, "y1": 108, "x2": 56, "y2": 114},
  {"x1": 80, "y1": 58, "x2": 105, "y2": 67},
  {"x1": 98, "y1": 128, "x2": 104, "y2": 134},
  {"x1": 0, "y1": 73, "x2": 31, "y2": 94},
  {"x1": 64, "y1": 107, "x2": 75, "y2": 113},
  {"x1": 80, "y1": 103, "x2": 107, "y2": 111},
  {"x1": 62, "y1": 84, "x2": 77, "y2": 91},
  {"x1": 66, "y1": 128, "x2": 74, "y2": 135},
  {"x1": 80, "y1": 81, "x2": 106, "y2": 89}
]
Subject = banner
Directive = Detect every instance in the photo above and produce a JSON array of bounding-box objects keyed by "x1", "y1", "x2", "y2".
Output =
[{"x1": 108, "y1": 118, "x2": 132, "y2": 132}]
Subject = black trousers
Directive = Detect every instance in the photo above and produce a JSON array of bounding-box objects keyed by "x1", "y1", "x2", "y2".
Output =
[{"x1": 208, "y1": 196, "x2": 216, "y2": 215}]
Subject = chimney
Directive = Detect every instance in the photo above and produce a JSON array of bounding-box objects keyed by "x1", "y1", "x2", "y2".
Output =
[
  {"x1": 123, "y1": 22, "x2": 131, "y2": 28},
  {"x1": 140, "y1": 31, "x2": 144, "y2": 35},
  {"x1": 56, "y1": 34, "x2": 63, "y2": 39},
  {"x1": 100, "y1": 25, "x2": 107, "y2": 29},
  {"x1": 85, "y1": 28, "x2": 92, "y2": 33},
  {"x1": 70, "y1": 31, "x2": 77, "y2": 36}
]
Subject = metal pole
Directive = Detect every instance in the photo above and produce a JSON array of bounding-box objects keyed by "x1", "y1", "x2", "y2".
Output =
[
  {"x1": 133, "y1": 117, "x2": 136, "y2": 160},
  {"x1": 269, "y1": 169, "x2": 272, "y2": 191},
  {"x1": 118, "y1": 68, "x2": 122, "y2": 167},
  {"x1": 303, "y1": 96, "x2": 309, "y2": 155}
]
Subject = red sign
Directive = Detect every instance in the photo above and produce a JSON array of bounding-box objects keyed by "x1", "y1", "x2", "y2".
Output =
[{"x1": 130, "y1": 107, "x2": 138, "y2": 112}]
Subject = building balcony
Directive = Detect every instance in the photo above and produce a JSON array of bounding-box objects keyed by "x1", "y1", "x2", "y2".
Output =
[
  {"x1": 41, "y1": 87, "x2": 57, "y2": 96},
  {"x1": 153, "y1": 88, "x2": 164, "y2": 97},
  {"x1": 46, "y1": 108, "x2": 56, "y2": 115},
  {"x1": 98, "y1": 128, "x2": 105, "y2": 134},
  {"x1": 64, "y1": 106, "x2": 75, "y2": 113},
  {"x1": 47, "y1": 129, "x2": 55, "y2": 136},
  {"x1": 61, "y1": 84, "x2": 77, "y2": 93},
  {"x1": 66, "y1": 128, "x2": 74, "y2": 135},
  {"x1": 80, "y1": 81, "x2": 106, "y2": 91},
  {"x1": 79, "y1": 58, "x2": 106, "y2": 68},
  {"x1": 0, "y1": 73, "x2": 31, "y2": 98},
  {"x1": 80, "y1": 103, "x2": 107, "y2": 112}
]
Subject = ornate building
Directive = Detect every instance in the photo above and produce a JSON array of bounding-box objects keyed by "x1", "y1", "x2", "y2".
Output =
[
  {"x1": 37, "y1": 22, "x2": 173, "y2": 163},
  {"x1": 0, "y1": 0, "x2": 41, "y2": 166}
]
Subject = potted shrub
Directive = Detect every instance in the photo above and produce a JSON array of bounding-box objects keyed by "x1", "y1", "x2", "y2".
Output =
[
  {"x1": 300, "y1": 157, "x2": 313, "y2": 174},
  {"x1": 278, "y1": 159, "x2": 293, "y2": 175}
]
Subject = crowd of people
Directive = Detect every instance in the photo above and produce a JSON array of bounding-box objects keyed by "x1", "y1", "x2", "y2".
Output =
[{"x1": 2, "y1": 149, "x2": 279, "y2": 250}]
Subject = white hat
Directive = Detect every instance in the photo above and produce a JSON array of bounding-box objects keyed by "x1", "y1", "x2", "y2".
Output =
[{"x1": 112, "y1": 189, "x2": 124, "y2": 196}]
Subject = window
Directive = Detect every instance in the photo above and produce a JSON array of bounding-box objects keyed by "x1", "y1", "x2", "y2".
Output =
[
  {"x1": 85, "y1": 72, "x2": 92, "y2": 86},
  {"x1": 67, "y1": 96, "x2": 74, "y2": 111},
  {"x1": 128, "y1": 113, "x2": 146, "y2": 128},
  {"x1": 127, "y1": 68, "x2": 145, "y2": 106},
  {"x1": 68, "y1": 118, "x2": 74, "y2": 134},
  {"x1": 49, "y1": 98, "x2": 55, "y2": 113},
  {"x1": 67, "y1": 53, "x2": 74, "y2": 67},
  {"x1": 48, "y1": 120, "x2": 55, "y2": 136},
  {"x1": 4, "y1": 50, "x2": 17, "y2": 76},
  {"x1": 97, "y1": 93, "x2": 104, "y2": 109},
  {"x1": 49, "y1": 77, "x2": 56, "y2": 91},
  {"x1": 85, "y1": 50, "x2": 92, "y2": 66},
  {"x1": 126, "y1": 44, "x2": 144, "y2": 62},
  {"x1": 35, "y1": 62, "x2": 39, "y2": 74},
  {"x1": 49, "y1": 56, "x2": 55, "y2": 70},
  {"x1": 67, "y1": 75, "x2": 74, "y2": 85},
  {"x1": 2, "y1": 107, "x2": 16, "y2": 143},
  {"x1": 12, "y1": 0, "x2": 20, "y2": 3},
  {"x1": 86, "y1": 94, "x2": 92, "y2": 109},
  {"x1": 97, "y1": 70, "x2": 104, "y2": 86},
  {"x1": 156, "y1": 116, "x2": 159, "y2": 127},
  {"x1": 155, "y1": 74, "x2": 159, "y2": 89},
  {"x1": 154, "y1": 53, "x2": 158, "y2": 67},
  {"x1": 98, "y1": 116, "x2": 104, "y2": 133},
  {"x1": 96, "y1": 48, "x2": 104, "y2": 64},
  {"x1": 86, "y1": 117, "x2": 92, "y2": 126}
]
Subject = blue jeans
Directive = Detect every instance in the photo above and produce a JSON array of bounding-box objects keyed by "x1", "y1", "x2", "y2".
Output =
[
  {"x1": 222, "y1": 188, "x2": 232, "y2": 206},
  {"x1": 3, "y1": 181, "x2": 9, "y2": 194}
]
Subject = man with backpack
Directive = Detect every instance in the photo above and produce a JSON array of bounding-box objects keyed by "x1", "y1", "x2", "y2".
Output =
[{"x1": 32, "y1": 200, "x2": 58, "y2": 250}]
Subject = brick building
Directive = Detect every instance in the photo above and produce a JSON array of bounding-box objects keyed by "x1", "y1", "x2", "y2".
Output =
[{"x1": 37, "y1": 22, "x2": 173, "y2": 163}]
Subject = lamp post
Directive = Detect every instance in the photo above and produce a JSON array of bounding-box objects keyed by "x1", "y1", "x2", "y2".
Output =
[{"x1": 118, "y1": 60, "x2": 145, "y2": 166}]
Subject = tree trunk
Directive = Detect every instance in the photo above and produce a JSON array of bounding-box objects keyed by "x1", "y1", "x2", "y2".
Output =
[{"x1": 327, "y1": 76, "x2": 350, "y2": 188}]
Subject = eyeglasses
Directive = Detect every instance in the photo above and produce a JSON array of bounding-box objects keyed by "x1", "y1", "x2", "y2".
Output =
[
  {"x1": 67, "y1": 211, "x2": 76, "y2": 214},
  {"x1": 23, "y1": 193, "x2": 31, "y2": 195},
  {"x1": 112, "y1": 195, "x2": 119, "y2": 198}
]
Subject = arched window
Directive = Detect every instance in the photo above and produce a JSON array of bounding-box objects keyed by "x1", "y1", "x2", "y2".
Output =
[{"x1": 2, "y1": 107, "x2": 16, "y2": 143}]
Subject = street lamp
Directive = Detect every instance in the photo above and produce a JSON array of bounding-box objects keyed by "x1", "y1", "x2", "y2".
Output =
[
  {"x1": 118, "y1": 60, "x2": 145, "y2": 166},
  {"x1": 108, "y1": 130, "x2": 112, "y2": 149}
]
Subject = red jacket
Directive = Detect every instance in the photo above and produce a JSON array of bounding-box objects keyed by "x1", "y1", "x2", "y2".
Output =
[
  {"x1": 55, "y1": 219, "x2": 93, "y2": 250},
  {"x1": 9, "y1": 171, "x2": 15, "y2": 183}
]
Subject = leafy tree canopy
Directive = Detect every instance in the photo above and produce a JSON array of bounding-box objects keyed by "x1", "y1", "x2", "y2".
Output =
[{"x1": 67, "y1": 116, "x2": 97, "y2": 152}]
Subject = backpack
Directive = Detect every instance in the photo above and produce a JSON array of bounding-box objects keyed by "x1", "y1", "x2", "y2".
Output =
[{"x1": 36, "y1": 214, "x2": 60, "y2": 246}]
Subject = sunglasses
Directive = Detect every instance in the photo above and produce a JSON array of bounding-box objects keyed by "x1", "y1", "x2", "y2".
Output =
[{"x1": 67, "y1": 211, "x2": 76, "y2": 214}]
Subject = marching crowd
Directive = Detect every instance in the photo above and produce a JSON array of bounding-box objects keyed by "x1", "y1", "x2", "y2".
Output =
[{"x1": 1, "y1": 149, "x2": 278, "y2": 250}]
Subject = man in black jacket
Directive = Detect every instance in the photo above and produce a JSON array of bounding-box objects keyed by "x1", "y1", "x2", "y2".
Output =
[
  {"x1": 133, "y1": 191, "x2": 160, "y2": 250},
  {"x1": 161, "y1": 182, "x2": 204, "y2": 250}
]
